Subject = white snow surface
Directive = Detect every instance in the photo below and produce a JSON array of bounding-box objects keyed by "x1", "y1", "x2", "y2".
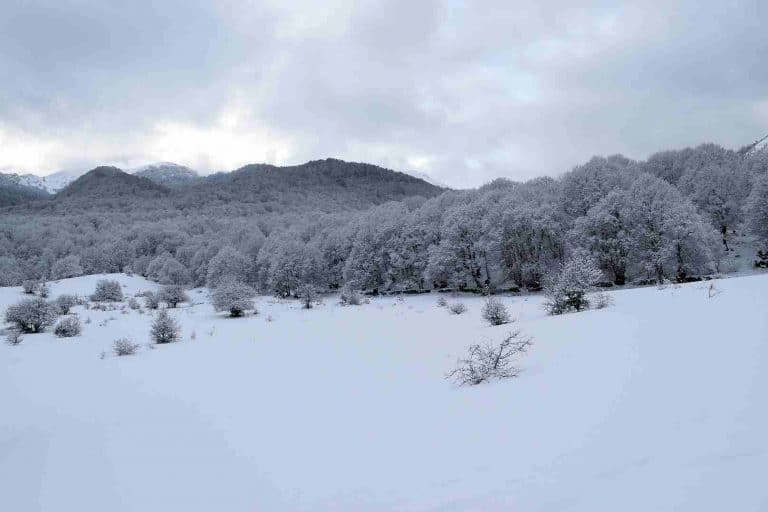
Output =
[
  {"x1": 2, "y1": 273, "x2": 767, "y2": 511},
  {"x1": 1, "y1": 170, "x2": 79, "y2": 193}
]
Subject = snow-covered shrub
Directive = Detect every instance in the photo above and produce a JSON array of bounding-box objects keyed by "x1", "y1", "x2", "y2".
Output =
[
  {"x1": 590, "y1": 291, "x2": 614, "y2": 309},
  {"x1": 37, "y1": 283, "x2": 50, "y2": 298},
  {"x1": 340, "y1": 286, "x2": 362, "y2": 306},
  {"x1": 22, "y1": 280, "x2": 40, "y2": 295},
  {"x1": 436, "y1": 296, "x2": 447, "y2": 307},
  {"x1": 127, "y1": 297, "x2": 141, "y2": 310},
  {"x1": 4, "y1": 297, "x2": 57, "y2": 333},
  {"x1": 113, "y1": 338, "x2": 139, "y2": 356},
  {"x1": 544, "y1": 253, "x2": 603, "y2": 315},
  {"x1": 211, "y1": 278, "x2": 256, "y2": 317},
  {"x1": 150, "y1": 309, "x2": 180, "y2": 344},
  {"x1": 54, "y1": 294, "x2": 80, "y2": 315},
  {"x1": 90, "y1": 279, "x2": 123, "y2": 302},
  {"x1": 447, "y1": 330, "x2": 533, "y2": 386},
  {"x1": 5, "y1": 328, "x2": 23, "y2": 345},
  {"x1": 50, "y1": 255, "x2": 83, "y2": 280},
  {"x1": 448, "y1": 302, "x2": 467, "y2": 315},
  {"x1": 481, "y1": 297, "x2": 511, "y2": 325},
  {"x1": 54, "y1": 316, "x2": 82, "y2": 338},
  {"x1": 143, "y1": 291, "x2": 159, "y2": 310},
  {"x1": 159, "y1": 285, "x2": 189, "y2": 308}
]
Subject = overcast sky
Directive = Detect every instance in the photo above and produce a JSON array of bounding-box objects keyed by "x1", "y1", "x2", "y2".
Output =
[{"x1": 1, "y1": 0, "x2": 766, "y2": 187}]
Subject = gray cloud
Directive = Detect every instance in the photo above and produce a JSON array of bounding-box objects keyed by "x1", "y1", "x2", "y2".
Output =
[{"x1": 0, "y1": 0, "x2": 766, "y2": 187}]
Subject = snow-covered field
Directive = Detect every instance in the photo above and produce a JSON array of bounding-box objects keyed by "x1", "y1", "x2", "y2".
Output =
[{"x1": 2, "y1": 273, "x2": 767, "y2": 511}]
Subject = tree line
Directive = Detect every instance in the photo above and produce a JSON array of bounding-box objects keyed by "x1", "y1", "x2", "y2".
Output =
[{"x1": 1, "y1": 143, "x2": 767, "y2": 294}]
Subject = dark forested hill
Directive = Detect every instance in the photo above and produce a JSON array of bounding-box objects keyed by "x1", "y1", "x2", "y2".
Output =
[
  {"x1": 57, "y1": 166, "x2": 170, "y2": 201},
  {"x1": 171, "y1": 158, "x2": 444, "y2": 212}
]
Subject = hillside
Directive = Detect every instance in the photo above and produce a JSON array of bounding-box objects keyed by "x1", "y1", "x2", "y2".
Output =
[
  {"x1": 0, "y1": 174, "x2": 50, "y2": 207},
  {"x1": 56, "y1": 166, "x2": 170, "y2": 202},
  {"x1": 171, "y1": 158, "x2": 444, "y2": 212},
  {"x1": 1, "y1": 273, "x2": 767, "y2": 510}
]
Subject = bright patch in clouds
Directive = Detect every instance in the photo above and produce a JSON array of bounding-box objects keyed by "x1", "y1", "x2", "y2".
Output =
[{"x1": 148, "y1": 112, "x2": 294, "y2": 172}]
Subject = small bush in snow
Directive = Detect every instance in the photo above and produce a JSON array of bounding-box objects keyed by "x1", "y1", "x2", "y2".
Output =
[
  {"x1": 37, "y1": 283, "x2": 50, "y2": 298},
  {"x1": 127, "y1": 297, "x2": 141, "y2": 310},
  {"x1": 590, "y1": 291, "x2": 614, "y2": 309},
  {"x1": 544, "y1": 252, "x2": 603, "y2": 315},
  {"x1": 211, "y1": 278, "x2": 256, "y2": 317},
  {"x1": 4, "y1": 297, "x2": 57, "y2": 333},
  {"x1": 54, "y1": 294, "x2": 80, "y2": 315},
  {"x1": 150, "y1": 309, "x2": 180, "y2": 344},
  {"x1": 54, "y1": 316, "x2": 82, "y2": 338},
  {"x1": 340, "y1": 286, "x2": 362, "y2": 306},
  {"x1": 481, "y1": 297, "x2": 511, "y2": 325},
  {"x1": 159, "y1": 285, "x2": 189, "y2": 308},
  {"x1": 22, "y1": 280, "x2": 40, "y2": 295},
  {"x1": 448, "y1": 302, "x2": 467, "y2": 315},
  {"x1": 90, "y1": 279, "x2": 124, "y2": 302},
  {"x1": 143, "y1": 291, "x2": 159, "y2": 310},
  {"x1": 5, "y1": 328, "x2": 23, "y2": 346},
  {"x1": 446, "y1": 330, "x2": 533, "y2": 386},
  {"x1": 113, "y1": 338, "x2": 139, "y2": 356},
  {"x1": 436, "y1": 296, "x2": 447, "y2": 307}
]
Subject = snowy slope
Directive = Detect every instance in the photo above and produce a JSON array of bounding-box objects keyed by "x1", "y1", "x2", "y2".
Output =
[
  {"x1": 1, "y1": 274, "x2": 767, "y2": 511},
  {"x1": 0, "y1": 170, "x2": 78, "y2": 193}
]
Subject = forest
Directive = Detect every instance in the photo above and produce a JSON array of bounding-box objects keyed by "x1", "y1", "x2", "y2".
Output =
[{"x1": 1, "y1": 143, "x2": 767, "y2": 296}]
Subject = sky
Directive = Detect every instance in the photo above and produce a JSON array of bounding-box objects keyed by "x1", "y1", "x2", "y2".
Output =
[{"x1": 1, "y1": 0, "x2": 767, "y2": 188}]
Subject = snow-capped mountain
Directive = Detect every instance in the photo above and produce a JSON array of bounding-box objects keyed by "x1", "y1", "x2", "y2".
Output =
[
  {"x1": 0, "y1": 170, "x2": 79, "y2": 194},
  {"x1": 130, "y1": 162, "x2": 200, "y2": 188}
]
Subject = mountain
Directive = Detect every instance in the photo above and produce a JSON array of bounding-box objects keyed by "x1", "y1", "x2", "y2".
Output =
[
  {"x1": 173, "y1": 158, "x2": 445, "y2": 213},
  {"x1": 57, "y1": 166, "x2": 169, "y2": 202},
  {"x1": 0, "y1": 173, "x2": 51, "y2": 207},
  {"x1": 4, "y1": 158, "x2": 443, "y2": 215},
  {"x1": 131, "y1": 162, "x2": 200, "y2": 188},
  {"x1": 0, "y1": 170, "x2": 78, "y2": 194}
]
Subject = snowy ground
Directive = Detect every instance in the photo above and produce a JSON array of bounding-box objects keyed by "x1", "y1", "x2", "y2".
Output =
[{"x1": 2, "y1": 273, "x2": 767, "y2": 511}]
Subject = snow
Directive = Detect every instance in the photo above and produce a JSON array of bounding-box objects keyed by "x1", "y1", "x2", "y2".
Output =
[
  {"x1": 1, "y1": 171, "x2": 79, "y2": 194},
  {"x1": 2, "y1": 273, "x2": 767, "y2": 511}
]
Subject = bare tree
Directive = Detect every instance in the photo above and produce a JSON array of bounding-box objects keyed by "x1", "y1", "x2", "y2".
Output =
[{"x1": 447, "y1": 331, "x2": 533, "y2": 386}]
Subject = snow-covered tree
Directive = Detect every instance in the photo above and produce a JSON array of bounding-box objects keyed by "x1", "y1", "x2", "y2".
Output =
[
  {"x1": 623, "y1": 174, "x2": 719, "y2": 283},
  {"x1": 4, "y1": 297, "x2": 57, "y2": 333},
  {"x1": 206, "y1": 246, "x2": 251, "y2": 288},
  {"x1": 150, "y1": 309, "x2": 180, "y2": 344},
  {"x1": 746, "y1": 173, "x2": 768, "y2": 249},
  {"x1": 677, "y1": 159, "x2": 749, "y2": 250},
  {"x1": 159, "y1": 285, "x2": 189, "y2": 308},
  {"x1": 544, "y1": 252, "x2": 604, "y2": 315},
  {"x1": 426, "y1": 202, "x2": 491, "y2": 290},
  {"x1": 54, "y1": 294, "x2": 80, "y2": 315},
  {"x1": 560, "y1": 155, "x2": 634, "y2": 218},
  {"x1": 50, "y1": 255, "x2": 83, "y2": 280},
  {"x1": 211, "y1": 278, "x2": 256, "y2": 317},
  {"x1": 90, "y1": 279, "x2": 124, "y2": 302},
  {"x1": 0, "y1": 257, "x2": 24, "y2": 287},
  {"x1": 568, "y1": 191, "x2": 632, "y2": 285}
]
